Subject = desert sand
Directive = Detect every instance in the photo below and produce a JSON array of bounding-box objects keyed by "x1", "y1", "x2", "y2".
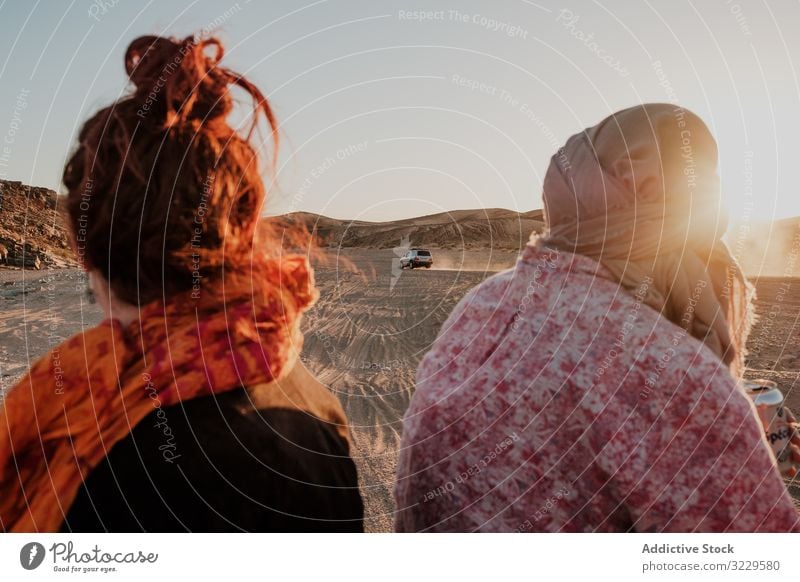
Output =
[
  {"x1": 0, "y1": 268, "x2": 101, "y2": 397},
  {"x1": 1, "y1": 249, "x2": 799, "y2": 531},
  {"x1": 302, "y1": 249, "x2": 519, "y2": 531}
]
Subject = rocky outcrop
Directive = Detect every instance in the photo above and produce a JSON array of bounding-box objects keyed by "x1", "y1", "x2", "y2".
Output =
[{"x1": 0, "y1": 180, "x2": 76, "y2": 269}]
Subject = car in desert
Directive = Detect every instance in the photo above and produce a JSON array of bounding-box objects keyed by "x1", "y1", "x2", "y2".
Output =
[{"x1": 400, "y1": 248, "x2": 433, "y2": 269}]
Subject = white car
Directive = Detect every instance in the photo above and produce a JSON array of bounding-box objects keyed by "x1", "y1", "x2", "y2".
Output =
[{"x1": 400, "y1": 248, "x2": 433, "y2": 269}]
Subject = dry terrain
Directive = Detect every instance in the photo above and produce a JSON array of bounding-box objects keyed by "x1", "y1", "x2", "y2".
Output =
[
  {"x1": 0, "y1": 268, "x2": 100, "y2": 397},
  {"x1": 2, "y1": 250, "x2": 800, "y2": 530},
  {"x1": 302, "y1": 249, "x2": 518, "y2": 531}
]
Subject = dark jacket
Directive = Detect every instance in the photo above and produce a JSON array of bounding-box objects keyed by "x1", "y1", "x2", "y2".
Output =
[{"x1": 61, "y1": 366, "x2": 364, "y2": 532}]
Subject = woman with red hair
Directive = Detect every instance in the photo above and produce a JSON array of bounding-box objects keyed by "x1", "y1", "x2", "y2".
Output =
[{"x1": 0, "y1": 35, "x2": 363, "y2": 532}]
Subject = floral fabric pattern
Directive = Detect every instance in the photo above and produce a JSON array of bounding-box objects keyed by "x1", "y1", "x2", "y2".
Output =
[{"x1": 394, "y1": 244, "x2": 799, "y2": 532}]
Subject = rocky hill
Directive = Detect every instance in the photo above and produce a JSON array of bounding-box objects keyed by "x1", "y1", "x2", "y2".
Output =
[
  {"x1": 0, "y1": 180, "x2": 76, "y2": 269},
  {"x1": 285, "y1": 208, "x2": 546, "y2": 251}
]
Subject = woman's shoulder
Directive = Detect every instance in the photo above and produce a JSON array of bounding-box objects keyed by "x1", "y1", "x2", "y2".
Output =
[
  {"x1": 62, "y1": 364, "x2": 363, "y2": 532},
  {"x1": 246, "y1": 361, "x2": 351, "y2": 443},
  {"x1": 129, "y1": 362, "x2": 352, "y2": 462}
]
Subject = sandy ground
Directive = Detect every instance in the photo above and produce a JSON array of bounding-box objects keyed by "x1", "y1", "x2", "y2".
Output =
[
  {"x1": 1, "y1": 251, "x2": 799, "y2": 531},
  {"x1": 0, "y1": 268, "x2": 102, "y2": 397},
  {"x1": 302, "y1": 249, "x2": 518, "y2": 531}
]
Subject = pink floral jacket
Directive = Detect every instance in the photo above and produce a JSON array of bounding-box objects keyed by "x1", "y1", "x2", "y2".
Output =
[{"x1": 394, "y1": 244, "x2": 800, "y2": 532}]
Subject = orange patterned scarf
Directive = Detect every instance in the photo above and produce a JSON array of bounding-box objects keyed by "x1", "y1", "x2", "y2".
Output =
[{"x1": 0, "y1": 255, "x2": 317, "y2": 532}]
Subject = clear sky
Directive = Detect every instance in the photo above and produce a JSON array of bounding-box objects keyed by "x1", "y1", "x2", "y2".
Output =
[{"x1": 0, "y1": 0, "x2": 798, "y2": 222}]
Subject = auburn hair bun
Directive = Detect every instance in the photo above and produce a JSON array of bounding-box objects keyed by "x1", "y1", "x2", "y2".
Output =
[
  {"x1": 63, "y1": 34, "x2": 279, "y2": 306},
  {"x1": 124, "y1": 35, "x2": 236, "y2": 130}
]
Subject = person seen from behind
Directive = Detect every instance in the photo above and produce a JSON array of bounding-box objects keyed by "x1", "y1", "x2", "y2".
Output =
[
  {"x1": 395, "y1": 103, "x2": 800, "y2": 532},
  {"x1": 0, "y1": 34, "x2": 363, "y2": 532}
]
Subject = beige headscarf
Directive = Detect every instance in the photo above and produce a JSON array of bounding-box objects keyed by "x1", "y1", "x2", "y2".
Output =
[{"x1": 539, "y1": 103, "x2": 753, "y2": 377}]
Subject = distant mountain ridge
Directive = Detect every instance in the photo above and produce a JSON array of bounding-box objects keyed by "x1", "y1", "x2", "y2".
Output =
[
  {"x1": 0, "y1": 178, "x2": 546, "y2": 268},
  {"x1": 2, "y1": 178, "x2": 799, "y2": 276},
  {"x1": 284, "y1": 208, "x2": 545, "y2": 250}
]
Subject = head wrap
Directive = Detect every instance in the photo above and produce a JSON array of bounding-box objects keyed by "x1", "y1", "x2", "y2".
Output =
[{"x1": 539, "y1": 103, "x2": 753, "y2": 376}]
